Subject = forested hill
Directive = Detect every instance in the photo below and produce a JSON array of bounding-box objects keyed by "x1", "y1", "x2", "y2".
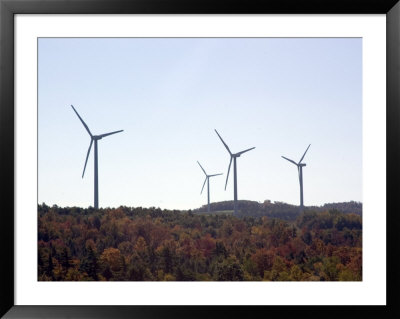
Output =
[
  {"x1": 194, "y1": 200, "x2": 362, "y2": 220},
  {"x1": 38, "y1": 204, "x2": 362, "y2": 281},
  {"x1": 39, "y1": 200, "x2": 362, "y2": 221}
]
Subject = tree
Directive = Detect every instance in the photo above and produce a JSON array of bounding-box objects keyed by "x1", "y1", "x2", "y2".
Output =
[
  {"x1": 37, "y1": 204, "x2": 362, "y2": 282},
  {"x1": 92, "y1": 215, "x2": 101, "y2": 230},
  {"x1": 114, "y1": 255, "x2": 127, "y2": 280},
  {"x1": 290, "y1": 265, "x2": 303, "y2": 281},
  {"x1": 158, "y1": 246, "x2": 173, "y2": 274},
  {"x1": 215, "y1": 256, "x2": 244, "y2": 281},
  {"x1": 213, "y1": 241, "x2": 228, "y2": 258},
  {"x1": 102, "y1": 265, "x2": 113, "y2": 281},
  {"x1": 100, "y1": 248, "x2": 122, "y2": 273},
  {"x1": 38, "y1": 249, "x2": 45, "y2": 276},
  {"x1": 321, "y1": 256, "x2": 341, "y2": 281},
  {"x1": 251, "y1": 248, "x2": 275, "y2": 277},
  {"x1": 46, "y1": 252, "x2": 54, "y2": 280},
  {"x1": 80, "y1": 246, "x2": 99, "y2": 280},
  {"x1": 60, "y1": 247, "x2": 72, "y2": 272}
]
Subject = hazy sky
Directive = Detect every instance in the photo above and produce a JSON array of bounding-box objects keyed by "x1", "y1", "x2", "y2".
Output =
[{"x1": 38, "y1": 38, "x2": 362, "y2": 210}]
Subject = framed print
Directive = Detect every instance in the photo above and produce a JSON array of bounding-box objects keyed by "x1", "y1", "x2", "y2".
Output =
[{"x1": 1, "y1": 0, "x2": 399, "y2": 318}]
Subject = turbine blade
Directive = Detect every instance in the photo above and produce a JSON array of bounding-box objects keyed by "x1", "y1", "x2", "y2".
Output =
[
  {"x1": 215, "y1": 129, "x2": 232, "y2": 155},
  {"x1": 71, "y1": 105, "x2": 92, "y2": 137},
  {"x1": 236, "y1": 147, "x2": 255, "y2": 156},
  {"x1": 200, "y1": 177, "x2": 207, "y2": 194},
  {"x1": 98, "y1": 130, "x2": 124, "y2": 138},
  {"x1": 225, "y1": 157, "x2": 233, "y2": 190},
  {"x1": 282, "y1": 156, "x2": 298, "y2": 166},
  {"x1": 209, "y1": 173, "x2": 223, "y2": 177},
  {"x1": 299, "y1": 144, "x2": 311, "y2": 163},
  {"x1": 197, "y1": 161, "x2": 207, "y2": 175},
  {"x1": 82, "y1": 139, "x2": 93, "y2": 178}
]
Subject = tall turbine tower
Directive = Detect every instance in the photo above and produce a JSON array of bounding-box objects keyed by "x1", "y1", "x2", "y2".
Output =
[
  {"x1": 282, "y1": 144, "x2": 311, "y2": 210},
  {"x1": 70, "y1": 105, "x2": 123, "y2": 209},
  {"x1": 215, "y1": 129, "x2": 255, "y2": 215},
  {"x1": 197, "y1": 161, "x2": 223, "y2": 213}
]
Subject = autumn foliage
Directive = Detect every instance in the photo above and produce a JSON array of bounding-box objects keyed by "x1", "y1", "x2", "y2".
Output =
[{"x1": 38, "y1": 204, "x2": 362, "y2": 281}]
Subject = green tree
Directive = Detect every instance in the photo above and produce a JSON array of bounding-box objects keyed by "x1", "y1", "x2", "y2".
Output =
[
  {"x1": 215, "y1": 256, "x2": 244, "y2": 281},
  {"x1": 322, "y1": 256, "x2": 341, "y2": 281},
  {"x1": 80, "y1": 246, "x2": 99, "y2": 280},
  {"x1": 60, "y1": 247, "x2": 72, "y2": 272},
  {"x1": 46, "y1": 252, "x2": 54, "y2": 280}
]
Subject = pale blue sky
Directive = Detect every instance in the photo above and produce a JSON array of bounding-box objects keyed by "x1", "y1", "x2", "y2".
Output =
[{"x1": 38, "y1": 38, "x2": 362, "y2": 210}]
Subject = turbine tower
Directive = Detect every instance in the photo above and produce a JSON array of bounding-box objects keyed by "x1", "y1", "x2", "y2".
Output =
[
  {"x1": 282, "y1": 144, "x2": 311, "y2": 210},
  {"x1": 215, "y1": 129, "x2": 255, "y2": 215},
  {"x1": 197, "y1": 161, "x2": 223, "y2": 213},
  {"x1": 70, "y1": 105, "x2": 123, "y2": 209}
]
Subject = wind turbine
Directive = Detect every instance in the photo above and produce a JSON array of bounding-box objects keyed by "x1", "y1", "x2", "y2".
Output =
[
  {"x1": 70, "y1": 105, "x2": 123, "y2": 209},
  {"x1": 282, "y1": 144, "x2": 311, "y2": 210},
  {"x1": 197, "y1": 161, "x2": 223, "y2": 213},
  {"x1": 215, "y1": 129, "x2": 255, "y2": 215}
]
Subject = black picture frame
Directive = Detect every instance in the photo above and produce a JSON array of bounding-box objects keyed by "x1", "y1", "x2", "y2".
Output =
[{"x1": 1, "y1": 0, "x2": 399, "y2": 318}]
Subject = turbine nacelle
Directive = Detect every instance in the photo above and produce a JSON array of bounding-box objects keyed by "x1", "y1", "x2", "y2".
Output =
[
  {"x1": 281, "y1": 144, "x2": 311, "y2": 168},
  {"x1": 208, "y1": 173, "x2": 223, "y2": 178},
  {"x1": 214, "y1": 129, "x2": 255, "y2": 192},
  {"x1": 282, "y1": 144, "x2": 311, "y2": 208},
  {"x1": 92, "y1": 130, "x2": 124, "y2": 141},
  {"x1": 197, "y1": 161, "x2": 222, "y2": 194},
  {"x1": 233, "y1": 147, "x2": 255, "y2": 158},
  {"x1": 70, "y1": 105, "x2": 123, "y2": 179}
]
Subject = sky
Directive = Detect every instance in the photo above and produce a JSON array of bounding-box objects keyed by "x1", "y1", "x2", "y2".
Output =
[{"x1": 38, "y1": 38, "x2": 362, "y2": 210}]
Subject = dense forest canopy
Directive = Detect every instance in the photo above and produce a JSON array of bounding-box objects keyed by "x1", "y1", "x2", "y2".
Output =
[{"x1": 38, "y1": 202, "x2": 362, "y2": 281}]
